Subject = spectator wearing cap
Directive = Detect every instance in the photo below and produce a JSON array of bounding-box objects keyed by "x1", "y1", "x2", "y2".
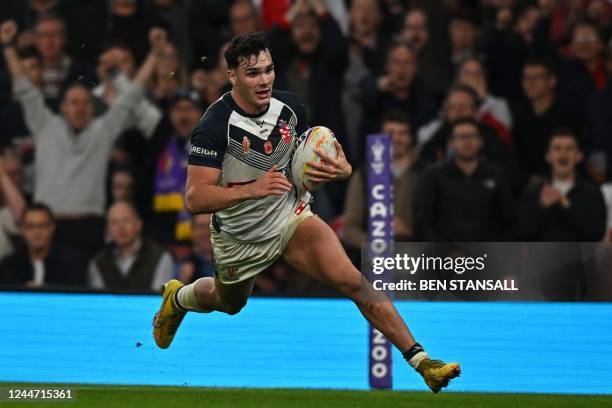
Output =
[
  {"x1": 413, "y1": 118, "x2": 514, "y2": 242},
  {"x1": 149, "y1": 89, "x2": 204, "y2": 245},
  {"x1": 89, "y1": 201, "x2": 173, "y2": 291},
  {"x1": 517, "y1": 129, "x2": 606, "y2": 241},
  {"x1": 1, "y1": 21, "x2": 170, "y2": 257},
  {"x1": 0, "y1": 203, "x2": 88, "y2": 288}
]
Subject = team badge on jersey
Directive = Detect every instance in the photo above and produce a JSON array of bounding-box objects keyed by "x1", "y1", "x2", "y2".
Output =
[
  {"x1": 242, "y1": 136, "x2": 251, "y2": 155},
  {"x1": 278, "y1": 119, "x2": 294, "y2": 144},
  {"x1": 264, "y1": 140, "x2": 273, "y2": 154}
]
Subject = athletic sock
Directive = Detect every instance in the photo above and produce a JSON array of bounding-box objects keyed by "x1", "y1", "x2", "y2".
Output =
[
  {"x1": 174, "y1": 280, "x2": 202, "y2": 312},
  {"x1": 403, "y1": 342, "x2": 429, "y2": 370}
]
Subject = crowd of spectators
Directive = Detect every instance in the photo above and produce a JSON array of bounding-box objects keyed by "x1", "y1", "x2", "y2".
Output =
[{"x1": 0, "y1": 0, "x2": 611, "y2": 293}]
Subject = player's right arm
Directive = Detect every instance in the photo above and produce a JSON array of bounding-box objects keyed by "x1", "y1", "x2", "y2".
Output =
[
  {"x1": 185, "y1": 164, "x2": 292, "y2": 214},
  {"x1": 185, "y1": 107, "x2": 292, "y2": 214}
]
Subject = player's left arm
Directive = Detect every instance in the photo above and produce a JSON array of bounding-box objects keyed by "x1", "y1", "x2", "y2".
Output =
[{"x1": 305, "y1": 140, "x2": 352, "y2": 183}]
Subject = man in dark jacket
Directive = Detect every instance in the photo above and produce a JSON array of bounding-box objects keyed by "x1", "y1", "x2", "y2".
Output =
[
  {"x1": 512, "y1": 58, "x2": 582, "y2": 180},
  {"x1": 517, "y1": 129, "x2": 606, "y2": 241},
  {"x1": 0, "y1": 203, "x2": 87, "y2": 287},
  {"x1": 414, "y1": 118, "x2": 514, "y2": 241}
]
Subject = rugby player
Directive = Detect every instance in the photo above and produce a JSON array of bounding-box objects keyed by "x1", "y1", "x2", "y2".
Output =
[{"x1": 153, "y1": 32, "x2": 460, "y2": 393}]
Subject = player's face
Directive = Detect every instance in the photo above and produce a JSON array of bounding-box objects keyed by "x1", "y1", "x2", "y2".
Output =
[
  {"x1": 450, "y1": 123, "x2": 482, "y2": 161},
  {"x1": 229, "y1": 50, "x2": 275, "y2": 113},
  {"x1": 107, "y1": 203, "x2": 142, "y2": 249},
  {"x1": 21, "y1": 211, "x2": 55, "y2": 252},
  {"x1": 382, "y1": 121, "x2": 412, "y2": 159},
  {"x1": 546, "y1": 136, "x2": 582, "y2": 178},
  {"x1": 170, "y1": 100, "x2": 202, "y2": 138},
  {"x1": 60, "y1": 86, "x2": 94, "y2": 132}
]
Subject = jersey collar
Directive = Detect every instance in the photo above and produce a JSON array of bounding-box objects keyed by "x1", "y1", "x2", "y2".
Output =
[{"x1": 223, "y1": 91, "x2": 271, "y2": 119}]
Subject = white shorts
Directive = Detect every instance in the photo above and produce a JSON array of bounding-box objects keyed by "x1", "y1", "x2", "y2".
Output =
[{"x1": 210, "y1": 205, "x2": 314, "y2": 284}]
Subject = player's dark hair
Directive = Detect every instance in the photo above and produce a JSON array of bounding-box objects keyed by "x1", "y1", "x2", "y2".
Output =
[
  {"x1": 447, "y1": 84, "x2": 481, "y2": 107},
  {"x1": 449, "y1": 117, "x2": 482, "y2": 138},
  {"x1": 224, "y1": 31, "x2": 269, "y2": 69},
  {"x1": 25, "y1": 203, "x2": 56, "y2": 224}
]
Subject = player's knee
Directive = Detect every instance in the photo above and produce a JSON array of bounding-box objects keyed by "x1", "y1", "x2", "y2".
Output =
[{"x1": 223, "y1": 299, "x2": 247, "y2": 315}]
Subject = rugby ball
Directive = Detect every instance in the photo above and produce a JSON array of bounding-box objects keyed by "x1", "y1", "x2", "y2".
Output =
[{"x1": 291, "y1": 126, "x2": 337, "y2": 192}]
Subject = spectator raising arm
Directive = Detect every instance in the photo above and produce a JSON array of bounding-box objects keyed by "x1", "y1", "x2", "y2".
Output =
[
  {"x1": 95, "y1": 27, "x2": 170, "y2": 143},
  {"x1": 1, "y1": 20, "x2": 54, "y2": 136}
]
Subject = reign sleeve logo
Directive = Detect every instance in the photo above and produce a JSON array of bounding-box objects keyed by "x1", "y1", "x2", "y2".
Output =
[{"x1": 191, "y1": 146, "x2": 218, "y2": 158}]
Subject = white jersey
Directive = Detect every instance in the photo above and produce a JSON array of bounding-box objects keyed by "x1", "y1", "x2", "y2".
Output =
[{"x1": 188, "y1": 90, "x2": 309, "y2": 242}]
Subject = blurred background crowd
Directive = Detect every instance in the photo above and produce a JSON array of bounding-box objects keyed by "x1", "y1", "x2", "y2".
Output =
[{"x1": 0, "y1": 0, "x2": 611, "y2": 295}]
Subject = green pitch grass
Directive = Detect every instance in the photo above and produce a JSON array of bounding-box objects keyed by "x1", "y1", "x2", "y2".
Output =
[{"x1": 2, "y1": 384, "x2": 611, "y2": 408}]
